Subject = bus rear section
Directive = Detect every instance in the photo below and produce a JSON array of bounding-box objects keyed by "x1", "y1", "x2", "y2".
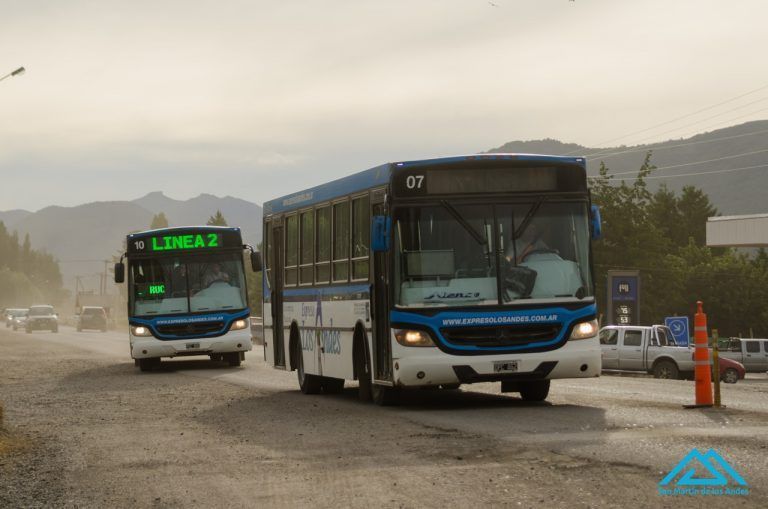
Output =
[
  {"x1": 262, "y1": 155, "x2": 602, "y2": 403},
  {"x1": 115, "y1": 226, "x2": 256, "y2": 372}
]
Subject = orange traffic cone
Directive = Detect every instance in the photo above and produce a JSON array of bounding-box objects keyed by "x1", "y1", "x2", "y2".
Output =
[{"x1": 688, "y1": 301, "x2": 713, "y2": 408}]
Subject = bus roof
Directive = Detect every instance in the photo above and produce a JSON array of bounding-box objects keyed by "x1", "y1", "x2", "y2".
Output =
[
  {"x1": 263, "y1": 153, "x2": 585, "y2": 215},
  {"x1": 127, "y1": 225, "x2": 242, "y2": 240}
]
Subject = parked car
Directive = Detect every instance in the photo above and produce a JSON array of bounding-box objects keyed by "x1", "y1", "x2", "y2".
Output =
[
  {"x1": 717, "y1": 356, "x2": 746, "y2": 384},
  {"x1": 717, "y1": 337, "x2": 768, "y2": 373},
  {"x1": 10, "y1": 309, "x2": 29, "y2": 331},
  {"x1": 599, "y1": 324, "x2": 745, "y2": 383},
  {"x1": 25, "y1": 305, "x2": 58, "y2": 333},
  {"x1": 76, "y1": 306, "x2": 108, "y2": 332},
  {"x1": 4, "y1": 308, "x2": 27, "y2": 328}
]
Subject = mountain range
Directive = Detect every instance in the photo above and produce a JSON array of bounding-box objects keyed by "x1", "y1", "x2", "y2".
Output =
[
  {"x1": 488, "y1": 120, "x2": 768, "y2": 215},
  {"x1": 0, "y1": 193, "x2": 262, "y2": 293},
  {"x1": 2, "y1": 120, "x2": 767, "y2": 294}
]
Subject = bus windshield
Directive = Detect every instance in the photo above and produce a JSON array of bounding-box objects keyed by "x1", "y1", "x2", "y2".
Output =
[
  {"x1": 394, "y1": 201, "x2": 593, "y2": 308},
  {"x1": 130, "y1": 251, "x2": 247, "y2": 316}
]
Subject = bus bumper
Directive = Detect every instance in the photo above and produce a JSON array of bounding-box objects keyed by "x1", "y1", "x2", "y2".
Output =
[
  {"x1": 392, "y1": 336, "x2": 600, "y2": 387},
  {"x1": 130, "y1": 328, "x2": 253, "y2": 359}
]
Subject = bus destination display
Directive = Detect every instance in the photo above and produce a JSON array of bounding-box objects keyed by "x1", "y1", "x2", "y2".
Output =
[
  {"x1": 392, "y1": 166, "x2": 585, "y2": 197},
  {"x1": 129, "y1": 233, "x2": 223, "y2": 254}
]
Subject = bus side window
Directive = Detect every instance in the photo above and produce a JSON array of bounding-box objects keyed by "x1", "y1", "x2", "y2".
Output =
[
  {"x1": 264, "y1": 221, "x2": 272, "y2": 289},
  {"x1": 299, "y1": 210, "x2": 314, "y2": 285},
  {"x1": 315, "y1": 206, "x2": 331, "y2": 283},
  {"x1": 332, "y1": 201, "x2": 350, "y2": 282},
  {"x1": 285, "y1": 214, "x2": 298, "y2": 286},
  {"x1": 351, "y1": 195, "x2": 370, "y2": 281}
]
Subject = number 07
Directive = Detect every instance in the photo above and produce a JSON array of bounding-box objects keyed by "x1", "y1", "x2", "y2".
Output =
[{"x1": 406, "y1": 175, "x2": 424, "y2": 189}]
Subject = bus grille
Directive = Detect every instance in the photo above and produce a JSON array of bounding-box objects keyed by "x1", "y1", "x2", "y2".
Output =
[
  {"x1": 156, "y1": 321, "x2": 225, "y2": 337},
  {"x1": 440, "y1": 324, "x2": 562, "y2": 348}
]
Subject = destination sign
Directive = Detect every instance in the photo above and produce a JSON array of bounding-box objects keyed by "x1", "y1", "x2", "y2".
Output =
[
  {"x1": 126, "y1": 228, "x2": 244, "y2": 255},
  {"x1": 129, "y1": 233, "x2": 223, "y2": 254},
  {"x1": 392, "y1": 165, "x2": 586, "y2": 197}
]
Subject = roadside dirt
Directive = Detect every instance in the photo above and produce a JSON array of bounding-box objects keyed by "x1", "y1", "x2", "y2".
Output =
[{"x1": 0, "y1": 330, "x2": 763, "y2": 508}]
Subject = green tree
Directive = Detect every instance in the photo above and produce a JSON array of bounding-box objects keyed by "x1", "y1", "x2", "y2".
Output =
[
  {"x1": 590, "y1": 153, "x2": 674, "y2": 323},
  {"x1": 676, "y1": 186, "x2": 717, "y2": 247},
  {"x1": 206, "y1": 210, "x2": 228, "y2": 226},
  {"x1": 150, "y1": 212, "x2": 169, "y2": 229}
]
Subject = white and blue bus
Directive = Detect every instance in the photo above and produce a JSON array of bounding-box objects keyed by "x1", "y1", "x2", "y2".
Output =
[
  {"x1": 115, "y1": 226, "x2": 260, "y2": 372},
  {"x1": 262, "y1": 154, "x2": 602, "y2": 403}
]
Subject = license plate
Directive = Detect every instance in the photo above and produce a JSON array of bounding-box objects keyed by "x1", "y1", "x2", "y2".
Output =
[
  {"x1": 493, "y1": 360, "x2": 519, "y2": 373},
  {"x1": 186, "y1": 343, "x2": 200, "y2": 350}
]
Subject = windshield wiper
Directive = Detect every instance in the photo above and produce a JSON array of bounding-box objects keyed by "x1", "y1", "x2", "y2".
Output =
[
  {"x1": 515, "y1": 197, "x2": 547, "y2": 238},
  {"x1": 440, "y1": 200, "x2": 487, "y2": 246}
]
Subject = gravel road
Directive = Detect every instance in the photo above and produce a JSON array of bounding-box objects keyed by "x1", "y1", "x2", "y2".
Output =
[{"x1": 1, "y1": 326, "x2": 766, "y2": 508}]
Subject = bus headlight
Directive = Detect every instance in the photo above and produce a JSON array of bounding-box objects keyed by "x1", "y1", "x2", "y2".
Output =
[
  {"x1": 231, "y1": 319, "x2": 249, "y2": 331},
  {"x1": 394, "y1": 329, "x2": 435, "y2": 347},
  {"x1": 131, "y1": 325, "x2": 152, "y2": 337},
  {"x1": 570, "y1": 319, "x2": 598, "y2": 340}
]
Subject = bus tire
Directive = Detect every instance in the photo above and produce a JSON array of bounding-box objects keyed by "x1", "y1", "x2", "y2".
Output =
[
  {"x1": 519, "y1": 380, "x2": 550, "y2": 402},
  {"x1": 321, "y1": 377, "x2": 345, "y2": 394},
  {"x1": 653, "y1": 360, "x2": 679, "y2": 380},
  {"x1": 354, "y1": 333, "x2": 373, "y2": 402},
  {"x1": 226, "y1": 352, "x2": 241, "y2": 367},
  {"x1": 295, "y1": 341, "x2": 322, "y2": 394},
  {"x1": 138, "y1": 358, "x2": 158, "y2": 372},
  {"x1": 372, "y1": 384, "x2": 399, "y2": 406}
]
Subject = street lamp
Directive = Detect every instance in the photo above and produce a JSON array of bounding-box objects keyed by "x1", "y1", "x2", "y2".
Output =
[{"x1": 0, "y1": 66, "x2": 26, "y2": 83}]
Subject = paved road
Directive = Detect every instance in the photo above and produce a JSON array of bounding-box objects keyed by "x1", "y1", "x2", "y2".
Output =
[{"x1": 1, "y1": 325, "x2": 766, "y2": 507}]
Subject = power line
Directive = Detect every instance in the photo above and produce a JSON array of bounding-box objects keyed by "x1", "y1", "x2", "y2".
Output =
[
  {"x1": 674, "y1": 107, "x2": 768, "y2": 142},
  {"x1": 583, "y1": 98, "x2": 768, "y2": 159},
  {"x1": 565, "y1": 82, "x2": 768, "y2": 154},
  {"x1": 605, "y1": 148, "x2": 768, "y2": 177},
  {"x1": 596, "y1": 162, "x2": 768, "y2": 182},
  {"x1": 579, "y1": 126, "x2": 768, "y2": 161}
]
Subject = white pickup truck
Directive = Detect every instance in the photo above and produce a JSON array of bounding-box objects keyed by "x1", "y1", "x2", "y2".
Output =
[
  {"x1": 599, "y1": 325, "x2": 695, "y2": 379},
  {"x1": 718, "y1": 337, "x2": 768, "y2": 372}
]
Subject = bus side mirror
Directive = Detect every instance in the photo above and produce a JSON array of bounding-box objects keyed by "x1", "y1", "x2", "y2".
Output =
[
  {"x1": 251, "y1": 251, "x2": 262, "y2": 272},
  {"x1": 114, "y1": 262, "x2": 125, "y2": 283},
  {"x1": 371, "y1": 215, "x2": 391, "y2": 252},
  {"x1": 590, "y1": 205, "x2": 602, "y2": 240}
]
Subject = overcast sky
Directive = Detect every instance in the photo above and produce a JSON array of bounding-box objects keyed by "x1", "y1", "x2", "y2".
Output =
[{"x1": 2, "y1": 0, "x2": 768, "y2": 211}]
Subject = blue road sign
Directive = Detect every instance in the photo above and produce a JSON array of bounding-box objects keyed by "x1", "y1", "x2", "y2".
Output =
[{"x1": 665, "y1": 316, "x2": 690, "y2": 346}]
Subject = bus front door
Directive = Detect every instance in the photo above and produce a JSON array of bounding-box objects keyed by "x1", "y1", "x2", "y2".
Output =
[
  {"x1": 371, "y1": 200, "x2": 392, "y2": 383},
  {"x1": 271, "y1": 223, "x2": 286, "y2": 368}
]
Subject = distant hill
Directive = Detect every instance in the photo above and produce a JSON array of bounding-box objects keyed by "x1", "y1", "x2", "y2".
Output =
[
  {"x1": 0, "y1": 209, "x2": 32, "y2": 230},
  {"x1": 3, "y1": 194, "x2": 262, "y2": 294},
  {"x1": 488, "y1": 120, "x2": 768, "y2": 215},
  {"x1": 132, "y1": 192, "x2": 262, "y2": 246}
]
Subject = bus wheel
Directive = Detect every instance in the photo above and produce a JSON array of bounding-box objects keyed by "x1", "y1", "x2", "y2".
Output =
[
  {"x1": 138, "y1": 358, "x2": 159, "y2": 372},
  {"x1": 372, "y1": 384, "x2": 399, "y2": 406},
  {"x1": 226, "y1": 352, "x2": 242, "y2": 367},
  {"x1": 296, "y1": 345, "x2": 322, "y2": 394},
  {"x1": 519, "y1": 380, "x2": 550, "y2": 402},
  {"x1": 321, "y1": 377, "x2": 345, "y2": 394},
  {"x1": 354, "y1": 337, "x2": 372, "y2": 402}
]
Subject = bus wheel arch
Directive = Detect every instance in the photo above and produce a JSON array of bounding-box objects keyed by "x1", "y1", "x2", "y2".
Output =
[
  {"x1": 288, "y1": 321, "x2": 301, "y2": 372},
  {"x1": 353, "y1": 324, "x2": 373, "y2": 401},
  {"x1": 291, "y1": 321, "x2": 322, "y2": 394}
]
